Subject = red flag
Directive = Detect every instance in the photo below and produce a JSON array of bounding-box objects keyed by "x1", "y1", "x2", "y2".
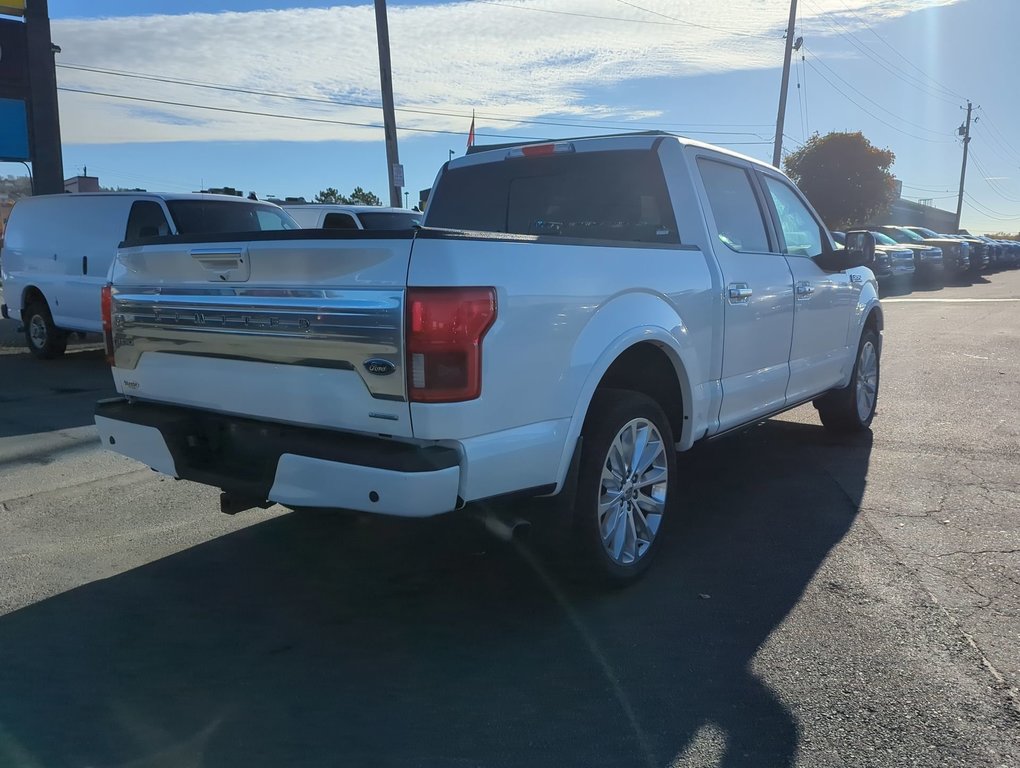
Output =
[{"x1": 467, "y1": 110, "x2": 475, "y2": 149}]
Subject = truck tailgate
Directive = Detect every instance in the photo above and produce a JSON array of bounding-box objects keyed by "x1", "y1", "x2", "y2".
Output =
[{"x1": 109, "y1": 232, "x2": 415, "y2": 438}]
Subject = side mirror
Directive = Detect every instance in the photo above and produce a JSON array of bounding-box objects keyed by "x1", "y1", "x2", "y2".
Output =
[{"x1": 843, "y1": 230, "x2": 876, "y2": 269}]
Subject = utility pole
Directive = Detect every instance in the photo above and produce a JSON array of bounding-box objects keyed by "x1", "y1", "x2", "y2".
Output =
[
  {"x1": 954, "y1": 100, "x2": 973, "y2": 232},
  {"x1": 25, "y1": 0, "x2": 64, "y2": 194},
  {"x1": 374, "y1": 0, "x2": 402, "y2": 208},
  {"x1": 772, "y1": 0, "x2": 798, "y2": 169}
]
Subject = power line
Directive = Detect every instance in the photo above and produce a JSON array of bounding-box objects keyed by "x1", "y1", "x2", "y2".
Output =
[
  {"x1": 901, "y1": 183, "x2": 955, "y2": 193},
  {"x1": 800, "y1": 50, "x2": 810, "y2": 137},
  {"x1": 610, "y1": 0, "x2": 770, "y2": 39},
  {"x1": 832, "y1": 0, "x2": 964, "y2": 100},
  {"x1": 56, "y1": 62, "x2": 773, "y2": 137},
  {"x1": 58, "y1": 85, "x2": 776, "y2": 146},
  {"x1": 473, "y1": 0, "x2": 690, "y2": 26},
  {"x1": 964, "y1": 192, "x2": 1020, "y2": 221},
  {"x1": 967, "y1": 148, "x2": 1020, "y2": 203},
  {"x1": 802, "y1": 55, "x2": 955, "y2": 144},
  {"x1": 793, "y1": 28, "x2": 806, "y2": 141},
  {"x1": 973, "y1": 111, "x2": 1020, "y2": 166},
  {"x1": 800, "y1": 0, "x2": 962, "y2": 107},
  {"x1": 981, "y1": 111, "x2": 1020, "y2": 159},
  {"x1": 58, "y1": 86, "x2": 548, "y2": 140},
  {"x1": 801, "y1": 45, "x2": 953, "y2": 138},
  {"x1": 794, "y1": 61, "x2": 806, "y2": 141}
]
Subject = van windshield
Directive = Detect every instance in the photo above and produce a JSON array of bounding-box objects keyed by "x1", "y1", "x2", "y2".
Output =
[{"x1": 166, "y1": 201, "x2": 300, "y2": 234}]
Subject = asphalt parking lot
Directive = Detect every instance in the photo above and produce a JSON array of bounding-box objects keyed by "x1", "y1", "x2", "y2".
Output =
[{"x1": 0, "y1": 273, "x2": 1018, "y2": 767}]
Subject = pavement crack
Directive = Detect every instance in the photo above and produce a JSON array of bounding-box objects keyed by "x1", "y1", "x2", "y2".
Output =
[{"x1": 936, "y1": 548, "x2": 1020, "y2": 558}]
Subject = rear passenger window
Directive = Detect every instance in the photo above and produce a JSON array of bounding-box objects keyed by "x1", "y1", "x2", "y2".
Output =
[
  {"x1": 323, "y1": 213, "x2": 358, "y2": 230},
  {"x1": 697, "y1": 158, "x2": 770, "y2": 253},
  {"x1": 124, "y1": 201, "x2": 171, "y2": 241},
  {"x1": 426, "y1": 149, "x2": 680, "y2": 244}
]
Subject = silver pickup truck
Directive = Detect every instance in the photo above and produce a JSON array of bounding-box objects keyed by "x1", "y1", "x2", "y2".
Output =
[{"x1": 96, "y1": 132, "x2": 882, "y2": 583}]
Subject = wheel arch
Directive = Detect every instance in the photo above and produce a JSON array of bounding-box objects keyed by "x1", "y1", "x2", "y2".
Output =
[
  {"x1": 20, "y1": 284, "x2": 49, "y2": 318},
  {"x1": 553, "y1": 328, "x2": 696, "y2": 494}
]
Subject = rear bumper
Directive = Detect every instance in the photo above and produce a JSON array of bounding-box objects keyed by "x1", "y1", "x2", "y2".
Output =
[{"x1": 94, "y1": 398, "x2": 462, "y2": 517}]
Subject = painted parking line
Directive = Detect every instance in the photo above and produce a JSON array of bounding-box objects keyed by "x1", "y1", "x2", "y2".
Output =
[{"x1": 882, "y1": 297, "x2": 1020, "y2": 303}]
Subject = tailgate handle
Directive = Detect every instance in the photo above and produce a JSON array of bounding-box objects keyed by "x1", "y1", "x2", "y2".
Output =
[{"x1": 191, "y1": 247, "x2": 249, "y2": 282}]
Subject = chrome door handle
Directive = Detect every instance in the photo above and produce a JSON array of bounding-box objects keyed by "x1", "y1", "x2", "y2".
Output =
[
  {"x1": 795, "y1": 281, "x2": 814, "y2": 297},
  {"x1": 728, "y1": 283, "x2": 753, "y2": 302}
]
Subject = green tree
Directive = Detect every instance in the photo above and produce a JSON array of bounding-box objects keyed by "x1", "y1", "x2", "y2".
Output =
[
  {"x1": 313, "y1": 186, "x2": 382, "y2": 206},
  {"x1": 314, "y1": 187, "x2": 345, "y2": 204},
  {"x1": 783, "y1": 131, "x2": 897, "y2": 230},
  {"x1": 347, "y1": 186, "x2": 381, "y2": 206}
]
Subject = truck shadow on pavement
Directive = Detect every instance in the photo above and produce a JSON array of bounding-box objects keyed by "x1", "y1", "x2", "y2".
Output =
[
  {"x1": 0, "y1": 418, "x2": 872, "y2": 768},
  {"x1": 0, "y1": 348, "x2": 114, "y2": 439}
]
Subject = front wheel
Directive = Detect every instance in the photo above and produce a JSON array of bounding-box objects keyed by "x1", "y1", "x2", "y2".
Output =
[
  {"x1": 572, "y1": 390, "x2": 677, "y2": 585},
  {"x1": 815, "y1": 328, "x2": 880, "y2": 433}
]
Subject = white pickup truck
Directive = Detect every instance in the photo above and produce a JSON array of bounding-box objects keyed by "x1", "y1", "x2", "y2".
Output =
[{"x1": 95, "y1": 133, "x2": 882, "y2": 583}]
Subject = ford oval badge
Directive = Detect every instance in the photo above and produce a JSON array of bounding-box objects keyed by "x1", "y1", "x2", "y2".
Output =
[{"x1": 364, "y1": 358, "x2": 396, "y2": 376}]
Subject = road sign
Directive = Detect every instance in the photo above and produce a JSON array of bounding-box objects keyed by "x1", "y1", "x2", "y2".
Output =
[
  {"x1": 392, "y1": 163, "x2": 405, "y2": 188},
  {"x1": 0, "y1": 1, "x2": 25, "y2": 17}
]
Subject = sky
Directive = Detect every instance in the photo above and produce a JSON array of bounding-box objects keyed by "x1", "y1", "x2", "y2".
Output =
[{"x1": 5, "y1": 0, "x2": 1019, "y2": 232}]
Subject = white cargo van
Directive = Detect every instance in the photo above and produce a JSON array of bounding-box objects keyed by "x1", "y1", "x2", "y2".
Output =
[
  {"x1": 0, "y1": 193, "x2": 298, "y2": 358},
  {"x1": 282, "y1": 204, "x2": 422, "y2": 231}
]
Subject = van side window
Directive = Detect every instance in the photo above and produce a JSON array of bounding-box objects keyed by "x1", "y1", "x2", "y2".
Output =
[
  {"x1": 761, "y1": 176, "x2": 825, "y2": 258},
  {"x1": 323, "y1": 212, "x2": 358, "y2": 230},
  {"x1": 696, "y1": 158, "x2": 771, "y2": 253},
  {"x1": 125, "y1": 201, "x2": 171, "y2": 241}
]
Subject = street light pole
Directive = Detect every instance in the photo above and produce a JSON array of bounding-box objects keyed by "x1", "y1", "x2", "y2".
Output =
[
  {"x1": 373, "y1": 0, "x2": 402, "y2": 208},
  {"x1": 772, "y1": 0, "x2": 798, "y2": 169}
]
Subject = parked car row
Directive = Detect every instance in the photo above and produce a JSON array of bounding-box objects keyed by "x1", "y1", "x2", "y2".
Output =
[{"x1": 831, "y1": 224, "x2": 1020, "y2": 293}]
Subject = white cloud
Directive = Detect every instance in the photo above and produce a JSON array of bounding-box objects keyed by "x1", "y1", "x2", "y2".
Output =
[{"x1": 53, "y1": 0, "x2": 962, "y2": 144}]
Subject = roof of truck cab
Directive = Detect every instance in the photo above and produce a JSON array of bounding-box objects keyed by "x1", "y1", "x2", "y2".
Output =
[{"x1": 458, "y1": 131, "x2": 776, "y2": 171}]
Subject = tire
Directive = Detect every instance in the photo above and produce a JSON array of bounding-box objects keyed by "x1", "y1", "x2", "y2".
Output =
[
  {"x1": 23, "y1": 299, "x2": 67, "y2": 359},
  {"x1": 572, "y1": 389, "x2": 677, "y2": 585},
  {"x1": 815, "y1": 327, "x2": 880, "y2": 433}
]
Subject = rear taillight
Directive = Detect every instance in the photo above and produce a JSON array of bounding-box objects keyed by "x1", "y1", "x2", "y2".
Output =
[
  {"x1": 406, "y1": 287, "x2": 496, "y2": 403},
  {"x1": 100, "y1": 284, "x2": 114, "y2": 365}
]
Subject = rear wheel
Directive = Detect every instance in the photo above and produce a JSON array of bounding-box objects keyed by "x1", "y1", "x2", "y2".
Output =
[
  {"x1": 23, "y1": 300, "x2": 67, "y2": 359},
  {"x1": 572, "y1": 390, "x2": 676, "y2": 585},
  {"x1": 815, "y1": 327, "x2": 880, "y2": 433}
]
